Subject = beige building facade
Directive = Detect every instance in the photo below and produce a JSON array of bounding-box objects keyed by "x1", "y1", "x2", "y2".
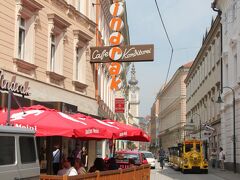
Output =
[
  {"x1": 1, "y1": 0, "x2": 132, "y2": 172},
  {"x1": 0, "y1": 0, "x2": 101, "y2": 173},
  {"x1": 0, "y1": 0, "x2": 97, "y2": 112},
  {"x1": 185, "y1": 16, "x2": 221, "y2": 159},
  {"x1": 150, "y1": 99, "x2": 159, "y2": 155},
  {"x1": 158, "y1": 62, "x2": 191, "y2": 151}
]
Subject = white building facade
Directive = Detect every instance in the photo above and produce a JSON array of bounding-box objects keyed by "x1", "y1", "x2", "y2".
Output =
[
  {"x1": 185, "y1": 15, "x2": 222, "y2": 160},
  {"x1": 214, "y1": 0, "x2": 240, "y2": 172}
]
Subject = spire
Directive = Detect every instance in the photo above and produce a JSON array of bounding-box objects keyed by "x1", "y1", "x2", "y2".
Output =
[{"x1": 128, "y1": 63, "x2": 138, "y2": 86}]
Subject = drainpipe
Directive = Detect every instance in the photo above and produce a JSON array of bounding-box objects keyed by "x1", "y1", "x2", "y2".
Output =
[{"x1": 211, "y1": 2, "x2": 223, "y2": 92}]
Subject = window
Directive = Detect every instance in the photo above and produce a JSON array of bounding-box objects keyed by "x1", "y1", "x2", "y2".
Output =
[
  {"x1": 15, "y1": 0, "x2": 43, "y2": 63},
  {"x1": 76, "y1": 47, "x2": 80, "y2": 80},
  {"x1": 47, "y1": 14, "x2": 70, "y2": 74},
  {"x1": 47, "y1": 13, "x2": 70, "y2": 84},
  {"x1": 217, "y1": 38, "x2": 221, "y2": 58},
  {"x1": 185, "y1": 143, "x2": 193, "y2": 153},
  {"x1": 225, "y1": 64, "x2": 229, "y2": 86},
  {"x1": 0, "y1": 136, "x2": 15, "y2": 165},
  {"x1": 204, "y1": 58, "x2": 208, "y2": 77},
  {"x1": 77, "y1": 0, "x2": 81, "y2": 12},
  {"x1": 75, "y1": 47, "x2": 84, "y2": 81},
  {"x1": 234, "y1": 54, "x2": 237, "y2": 82},
  {"x1": 143, "y1": 152, "x2": 154, "y2": 158},
  {"x1": 98, "y1": 66, "x2": 102, "y2": 98},
  {"x1": 72, "y1": 29, "x2": 92, "y2": 91},
  {"x1": 233, "y1": 2, "x2": 237, "y2": 20},
  {"x1": 19, "y1": 136, "x2": 36, "y2": 163},
  {"x1": 224, "y1": 13, "x2": 228, "y2": 34},
  {"x1": 50, "y1": 34, "x2": 56, "y2": 72},
  {"x1": 114, "y1": 153, "x2": 140, "y2": 164},
  {"x1": 18, "y1": 17, "x2": 25, "y2": 59},
  {"x1": 196, "y1": 144, "x2": 201, "y2": 152},
  {"x1": 211, "y1": 46, "x2": 215, "y2": 69}
]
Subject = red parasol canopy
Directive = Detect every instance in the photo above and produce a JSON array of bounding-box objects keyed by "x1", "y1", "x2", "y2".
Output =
[
  {"x1": 0, "y1": 105, "x2": 112, "y2": 139},
  {"x1": 71, "y1": 113, "x2": 120, "y2": 139},
  {"x1": 103, "y1": 119, "x2": 151, "y2": 142},
  {"x1": 72, "y1": 114, "x2": 150, "y2": 142}
]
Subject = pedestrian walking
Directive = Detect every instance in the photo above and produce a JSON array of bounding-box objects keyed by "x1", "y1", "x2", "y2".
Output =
[
  {"x1": 211, "y1": 148, "x2": 217, "y2": 168},
  {"x1": 219, "y1": 147, "x2": 225, "y2": 170},
  {"x1": 159, "y1": 148, "x2": 165, "y2": 169}
]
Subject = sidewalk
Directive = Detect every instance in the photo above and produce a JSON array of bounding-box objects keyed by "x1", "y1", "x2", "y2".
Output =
[{"x1": 209, "y1": 167, "x2": 240, "y2": 180}]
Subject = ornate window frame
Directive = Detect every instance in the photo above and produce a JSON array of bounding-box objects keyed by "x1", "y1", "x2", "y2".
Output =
[
  {"x1": 72, "y1": 29, "x2": 92, "y2": 92},
  {"x1": 46, "y1": 13, "x2": 71, "y2": 85},
  {"x1": 14, "y1": 0, "x2": 43, "y2": 73}
]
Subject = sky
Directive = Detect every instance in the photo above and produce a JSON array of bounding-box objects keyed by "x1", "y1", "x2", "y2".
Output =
[{"x1": 125, "y1": 0, "x2": 216, "y2": 117}]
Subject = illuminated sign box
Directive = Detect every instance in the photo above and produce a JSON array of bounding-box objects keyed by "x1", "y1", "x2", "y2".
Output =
[
  {"x1": 115, "y1": 98, "x2": 125, "y2": 113},
  {"x1": 90, "y1": 44, "x2": 154, "y2": 63}
]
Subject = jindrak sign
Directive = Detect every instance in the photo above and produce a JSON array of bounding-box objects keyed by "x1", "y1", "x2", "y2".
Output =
[
  {"x1": 90, "y1": 1, "x2": 154, "y2": 92},
  {"x1": 0, "y1": 69, "x2": 30, "y2": 96}
]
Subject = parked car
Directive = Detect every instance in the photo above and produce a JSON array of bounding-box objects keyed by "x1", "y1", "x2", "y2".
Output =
[
  {"x1": 114, "y1": 150, "x2": 148, "y2": 169},
  {"x1": 0, "y1": 126, "x2": 40, "y2": 180},
  {"x1": 140, "y1": 151, "x2": 156, "y2": 169}
]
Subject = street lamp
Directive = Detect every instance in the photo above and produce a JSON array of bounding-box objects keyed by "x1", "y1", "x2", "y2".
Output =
[
  {"x1": 190, "y1": 113, "x2": 202, "y2": 140},
  {"x1": 216, "y1": 86, "x2": 236, "y2": 173}
]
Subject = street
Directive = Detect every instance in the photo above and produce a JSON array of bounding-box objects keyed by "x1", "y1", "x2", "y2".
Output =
[{"x1": 150, "y1": 162, "x2": 240, "y2": 180}]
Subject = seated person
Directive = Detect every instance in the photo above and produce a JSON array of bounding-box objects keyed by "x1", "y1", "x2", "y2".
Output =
[
  {"x1": 88, "y1": 158, "x2": 106, "y2": 172},
  {"x1": 128, "y1": 158, "x2": 135, "y2": 168},
  {"x1": 57, "y1": 157, "x2": 78, "y2": 176},
  {"x1": 108, "y1": 157, "x2": 119, "y2": 170},
  {"x1": 74, "y1": 158, "x2": 87, "y2": 175}
]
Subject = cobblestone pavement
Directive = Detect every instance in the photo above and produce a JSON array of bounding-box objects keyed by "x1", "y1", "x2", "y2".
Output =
[{"x1": 150, "y1": 162, "x2": 240, "y2": 180}]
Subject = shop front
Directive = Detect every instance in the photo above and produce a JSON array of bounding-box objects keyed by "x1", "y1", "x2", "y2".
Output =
[{"x1": 0, "y1": 69, "x2": 99, "y2": 174}]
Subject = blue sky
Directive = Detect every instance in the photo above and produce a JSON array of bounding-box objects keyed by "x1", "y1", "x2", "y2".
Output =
[{"x1": 125, "y1": 0, "x2": 216, "y2": 117}]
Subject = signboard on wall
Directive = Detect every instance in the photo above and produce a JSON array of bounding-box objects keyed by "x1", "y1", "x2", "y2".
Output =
[
  {"x1": 115, "y1": 98, "x2": 125, "y2": 113},
  {"x1": 90, "y1": 44, "x2": 154, "y2": 63},
  {"x1": 0, "y1": 69, "x2": 30, "y2": 96}
]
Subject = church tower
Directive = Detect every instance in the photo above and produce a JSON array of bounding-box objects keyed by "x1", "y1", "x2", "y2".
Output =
[{"x1": 128, "y1": 64, "x2": 140, "y2": 118}]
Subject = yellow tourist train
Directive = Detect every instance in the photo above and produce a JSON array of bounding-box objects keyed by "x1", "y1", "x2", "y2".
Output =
[{"x1": 168, "y1": 139, "x2": 208, "y2": 173}]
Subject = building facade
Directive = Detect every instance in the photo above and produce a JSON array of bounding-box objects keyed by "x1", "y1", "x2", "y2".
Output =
[
  {"x1": 185, "y1": 15, "x2": 222, "y2": 160},
  {"x1": 0, "y1": 0, "x2": 102, "y2": 171},
  {"x1": 158, "y1": 62, "x2": 191, "y2": 151},
  {"x1": 150, "y1": 98, "x2": 160, "y2": 155},
  {"x1": 213, "y1": 0, "x2": 240, "y2": 172},
  {"x1": 0, "y1": 0, "x2": 98, "y2": 113},
  {"x1": 138, "y1": 116, "x2": 150, "y2": 151}
]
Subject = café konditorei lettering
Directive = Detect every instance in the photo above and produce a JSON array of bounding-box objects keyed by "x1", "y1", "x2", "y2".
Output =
[
  {"x1": 0, "y1": 69, "x2": 30, "y2": 96},
  {"x1": 90, "y1": 44, "x2": 154, "y2": 63}
]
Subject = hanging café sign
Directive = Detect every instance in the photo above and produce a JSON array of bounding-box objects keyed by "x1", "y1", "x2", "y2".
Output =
[
  {"x1": 90, "y1": 1, "x2": 154, "y2": 91},
  {"x1": 90, "y1": 44, "x2": 154, "y2": 63}
]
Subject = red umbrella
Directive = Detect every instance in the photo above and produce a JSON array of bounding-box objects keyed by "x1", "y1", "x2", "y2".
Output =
[
  {"x1": 0, "y1": 105, "x2": 111, "y2": 139},
  {"x1": 72, "y1": 114, "x2": 150, "y2": 142},
  {"x1": 71, "y1": 113, "x2": 120, "y2": 139},
  {"x1": 103, "y1": 119, "x2": 151, "y2": 142}
]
